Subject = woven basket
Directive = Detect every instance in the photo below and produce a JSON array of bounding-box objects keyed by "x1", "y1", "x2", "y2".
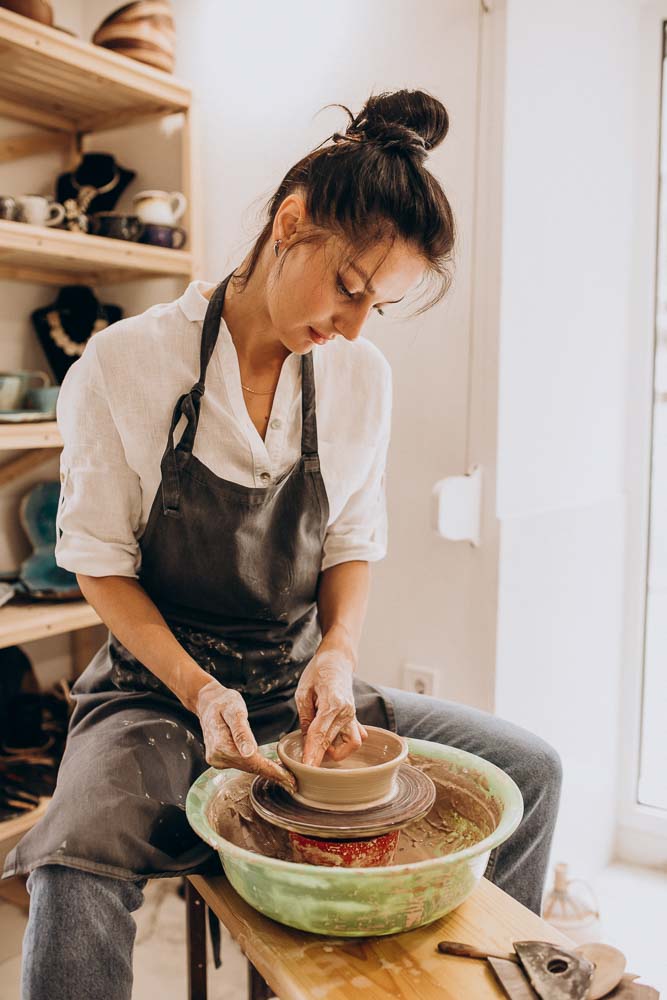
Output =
[{"x1": 92, "y1": 0, "x2": 175, "y2": 73}]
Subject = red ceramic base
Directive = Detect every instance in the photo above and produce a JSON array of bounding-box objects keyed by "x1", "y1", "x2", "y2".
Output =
[{"x1": 288, "y1": 828, "x2": 399, "y2": 867}]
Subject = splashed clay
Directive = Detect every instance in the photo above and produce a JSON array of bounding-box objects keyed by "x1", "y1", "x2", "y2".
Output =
[{"x1": 208, "y1": 753, "x2": 500, "y2": 865}]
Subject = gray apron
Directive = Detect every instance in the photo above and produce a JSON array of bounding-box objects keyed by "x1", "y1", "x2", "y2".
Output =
[{"x1": 3, "y1": 271, "x2": 395, "y2": 882}]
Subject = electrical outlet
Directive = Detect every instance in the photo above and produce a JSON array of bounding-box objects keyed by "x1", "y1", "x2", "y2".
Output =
[{"x1": 402, "y1": 662, "x2": 439, "y2": 697}]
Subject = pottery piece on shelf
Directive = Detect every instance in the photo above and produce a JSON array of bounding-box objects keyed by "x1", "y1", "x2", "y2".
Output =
[
  {"x1": 138, "y1": 222, "x2": 186, "y2": 249},
  {"x1": 18, "y1": 481, "x2": 81, "y2": 600},
  {"x1": 88, "y1": 212, "x2": 144, "y2": 241},
  {"x1": 132, "y1": 189, "x2": 186, "y2": 226},
  {"x1": 0, "y1": 410, "x2": 55, "y2": 423},
  {"x1": 92, "y1": 1, "x2": 176, "y2": 73},
  {"x1": 0, "y1": 1, "x2": 53, "y2": 25},
  {"x1": 0, "y1": 370, "x2": 49, "y2": 411},
  {"x1": 15, "y1": 195, "x2": 65, "y2": 228}
]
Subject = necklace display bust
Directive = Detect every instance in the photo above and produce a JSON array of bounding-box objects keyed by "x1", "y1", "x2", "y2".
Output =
[{"x1": 31, "y1": 286, "x2": 123, "y2": 384}]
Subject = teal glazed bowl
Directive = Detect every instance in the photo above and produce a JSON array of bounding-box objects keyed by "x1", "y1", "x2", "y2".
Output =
[{"x1": 186, "y1": 737, "x2": 524, "y2": 937}]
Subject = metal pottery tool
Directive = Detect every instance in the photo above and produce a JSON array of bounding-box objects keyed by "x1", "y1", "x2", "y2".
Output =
[
  {"x1": 436, "y1": 940, "x2": 659, "y2": 999},
  {"x1": 250, "y1": 763, "x2": 436, "y2": 865},
  {"x1": 437, "y1": 939, "x2": 594, "y2": 999}
]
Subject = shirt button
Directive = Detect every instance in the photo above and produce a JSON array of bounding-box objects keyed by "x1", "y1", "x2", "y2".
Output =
[
  {"x1": 259, "y1": 472, "x2": 271, "y2": 483},
  {"x1": 270, "y1": 418, "x2": 282, "y2": 430}
]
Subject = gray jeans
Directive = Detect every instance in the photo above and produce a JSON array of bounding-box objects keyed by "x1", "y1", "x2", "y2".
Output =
[{"x1": 21, "y1": 688, "x2": 562, "y2": 1000}]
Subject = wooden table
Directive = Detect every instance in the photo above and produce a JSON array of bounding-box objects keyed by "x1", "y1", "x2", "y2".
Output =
[{"x1": 186, "y1": 874, "x2": 573, "y2": 1000}]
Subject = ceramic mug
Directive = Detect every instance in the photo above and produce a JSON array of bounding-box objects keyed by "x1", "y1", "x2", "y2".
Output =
[
  {"x1": 138, "y1": 222, "x2": 186, "y2": 249},
  {"x1": 132, "y1": 189, "x2": 187, "y2": 227},
  {"x1": 25, "y1": 385, "x2": 60, "y2": 415},
  {"x1": 88, "y1": 212, "x2": 144, "y2": 241},
  {"x1": 0, "y1": 196, "x2": 16, "y2": 221},
  {"x1": 0, "y1": 371, "x2": 50, "y2": 411},
  {"x1": 15, "y1": 195, "x2": 65, "y2": 228}
]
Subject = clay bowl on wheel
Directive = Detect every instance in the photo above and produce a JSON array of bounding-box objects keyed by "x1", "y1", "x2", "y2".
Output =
[
  {"x1": 186, "y1": 737, "x2": 524, "y2": 937},
  {"x1": 277, "y1": 725, "x2": 408, "y2": 810}
]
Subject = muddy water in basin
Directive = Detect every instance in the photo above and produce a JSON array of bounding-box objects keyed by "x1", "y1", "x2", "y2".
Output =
[{"x1": 208, "y1": 753, "x2": 501, "y2": 864}]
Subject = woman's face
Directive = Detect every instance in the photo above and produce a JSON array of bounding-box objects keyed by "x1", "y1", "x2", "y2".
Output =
[{"x1": 268, "y1": 218, "x2": 427, "y2": 356}]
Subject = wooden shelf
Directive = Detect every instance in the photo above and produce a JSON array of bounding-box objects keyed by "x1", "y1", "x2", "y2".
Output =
[
  {"x1": 0, "y1": 422, "x2": 61, "y2": 451},
  {"x1": 0, "y1": 798, "x2": 50, "y2": 857},
  {"x1": 0, "y1": 599, "x2": 100, "y2": 649},
  {"x1": 0, "y1": 7, "x2": 191, "y2": 133},
  {"x1": 0, "y1": 219, "x2": 193, "y2": 285}
]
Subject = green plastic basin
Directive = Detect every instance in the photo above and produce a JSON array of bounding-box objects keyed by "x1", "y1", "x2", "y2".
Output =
[{"x1": 186, "y1": 737, "x2": 523, "y2": 937}]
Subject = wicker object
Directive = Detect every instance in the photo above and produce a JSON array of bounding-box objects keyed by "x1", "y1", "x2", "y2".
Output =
[{"x1": 92, "y1": 1, "x2": 175, "y2": 73}]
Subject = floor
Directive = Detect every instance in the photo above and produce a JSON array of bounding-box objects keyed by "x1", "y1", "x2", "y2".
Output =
[
  {"x1": 590, "y1": 862, "x2": 667, "y2": 995},
  {"x1": 0, "y1": 877, "x2": 249, "y2": 1000},
  {"x1": 0, "y1": 863, "x2": 665, "y2": 998}
]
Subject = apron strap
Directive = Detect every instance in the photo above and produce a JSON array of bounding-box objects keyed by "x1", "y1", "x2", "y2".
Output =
[
  {"x1": 160, "y1": 271, "x2": 322, "y2": 512},
  {"x1": 160, "y1": 272, "x2": 235, "y2": 515},
  {"x1": 300, "y1": 351, "x2": 320, "y2": 470}
]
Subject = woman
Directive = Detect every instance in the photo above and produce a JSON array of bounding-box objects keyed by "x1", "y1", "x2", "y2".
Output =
[{"x1": 5, "y1": 90, "x2": 561, "y2": 999}]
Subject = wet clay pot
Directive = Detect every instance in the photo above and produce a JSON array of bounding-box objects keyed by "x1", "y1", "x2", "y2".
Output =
[
  {"x1": 277, "y1": 726, "x2": 408, "y2": 809},
  {"x1": 288, "y1": 829, "x2": 400, "y2": 867}
]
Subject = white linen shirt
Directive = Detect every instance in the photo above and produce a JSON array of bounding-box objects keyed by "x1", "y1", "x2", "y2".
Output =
[{"x1": 54, "y1": 279, "x2": 393, "y2": 579}]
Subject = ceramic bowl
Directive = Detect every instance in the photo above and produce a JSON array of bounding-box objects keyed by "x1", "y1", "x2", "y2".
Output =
[
  {"x1": 186, "y1": 737, "x2": 524, "y2": 937},
  {"x1": 277, "y1": 726, "x2": 408, "y2": 810}
]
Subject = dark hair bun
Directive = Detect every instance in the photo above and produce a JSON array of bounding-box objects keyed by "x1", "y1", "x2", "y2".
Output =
[{"x1": 338, "y1": 89, "x2": 449, "y2": 159}]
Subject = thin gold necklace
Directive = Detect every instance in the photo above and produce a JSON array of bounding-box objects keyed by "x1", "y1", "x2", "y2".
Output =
[{"x1": 241, "y1": 382, "x2": 276, "y2": 395}]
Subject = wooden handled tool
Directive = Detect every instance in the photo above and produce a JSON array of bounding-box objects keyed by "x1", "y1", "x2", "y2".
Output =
[
  {"x1": 437, "y1": 939, "x2": 654, "y2": 1000},
  {"x1": 437, "y1": 940, "x2": 519, "y2": 963}
]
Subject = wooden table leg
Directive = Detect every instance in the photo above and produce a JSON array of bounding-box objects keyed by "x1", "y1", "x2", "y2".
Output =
[
  {"x1": 248, "y1": 960, "x2": 275, "y2": 1000},
  {"x1": 186, "y1": 880, "x2": 208, "y2": 1000}
]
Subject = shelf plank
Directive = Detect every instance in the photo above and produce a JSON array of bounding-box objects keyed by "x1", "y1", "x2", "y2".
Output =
[
  {"x1": 0, "y1": 8, "x2": 191, "y2": 132},
  {"x1": 0, "y1": 599, "x2": 101, "y2": 648},
  {"x1": 0, "y1": 422, "x2": 61, "y2": 451},
  {"x1": 0, "y1": 220, "x2": 193, "y2": 285}
]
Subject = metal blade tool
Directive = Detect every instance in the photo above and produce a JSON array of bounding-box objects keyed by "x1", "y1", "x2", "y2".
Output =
[
  {"x1": 437, "y1": 939, "x2": 594, "y2": 999},
  {"x1": 436, "y1": 940, "x2": 659, "y2": 999}
]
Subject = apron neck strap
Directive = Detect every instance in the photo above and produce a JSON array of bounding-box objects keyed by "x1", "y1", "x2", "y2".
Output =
[
  {"x1": 160, "y1": 272, "x2": 321, "y2": 514},
  {"x1": 300, "y1": 351, "x2": 319, "y2": 461}
]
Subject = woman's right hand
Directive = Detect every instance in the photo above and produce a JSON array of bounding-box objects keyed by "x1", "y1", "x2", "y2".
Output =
[{"x1": 195, "y1": 678, "x2": 296, "y2": 793}]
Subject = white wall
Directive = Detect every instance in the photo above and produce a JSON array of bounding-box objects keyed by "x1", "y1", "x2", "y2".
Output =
[
  {"x1": 495, "y1": 0, "x2": 638, "y2": 877},
  {"x1": 171, "y1": 0, "x2": 496, "y2": 706}
]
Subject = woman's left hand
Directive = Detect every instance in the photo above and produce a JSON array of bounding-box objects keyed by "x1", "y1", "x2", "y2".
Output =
[{"x1": 295, "y1": 644, "x2": 368, "y2": 767}]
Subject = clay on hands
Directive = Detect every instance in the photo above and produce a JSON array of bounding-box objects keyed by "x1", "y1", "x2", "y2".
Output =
[
  {"x1": 295, "y1": 649, "x2": 368, "y2": 767},
  {"x1": 196, "y1": 678, "x2": 296, "y2": 792}
]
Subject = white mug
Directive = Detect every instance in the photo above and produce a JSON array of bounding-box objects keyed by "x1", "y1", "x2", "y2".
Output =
[
  {"x1": 16, "y1": 195, "x2": 65, "y2": 228},
  {"x1": 0, "y1": 370, "x2": 50, "y2": 410},
  {"x1": 132, "y1": 189, "x2": 187, "y2": 227}
]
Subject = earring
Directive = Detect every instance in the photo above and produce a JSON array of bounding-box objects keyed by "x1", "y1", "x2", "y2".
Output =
[{"x1": 273, "y1": 239, "x2": 282, "y2": 257}]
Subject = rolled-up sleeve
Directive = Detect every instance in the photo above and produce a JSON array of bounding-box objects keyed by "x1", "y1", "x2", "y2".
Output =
[
  {"x1": 55, "y1": 339, "x2": 142, "y2": 578},
  {"x1": 321, "y1": 358, "x2": 392, "y2": 571}
]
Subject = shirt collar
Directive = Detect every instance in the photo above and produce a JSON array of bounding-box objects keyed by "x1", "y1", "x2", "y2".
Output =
[
  {"x1": 177, "y1": 278, "x2": 302, "y2": 383},
  {"x1": 177, "y1": 279, "x2": 217, "y2": 322}
]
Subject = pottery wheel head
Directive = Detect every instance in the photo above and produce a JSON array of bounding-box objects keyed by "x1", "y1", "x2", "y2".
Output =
[{"x1": 250, "y1": 763, "x2": 436, "y2": 839}]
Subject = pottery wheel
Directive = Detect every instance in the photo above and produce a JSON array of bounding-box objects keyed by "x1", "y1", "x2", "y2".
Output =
[{"x1": 250, "y1": 763, "x2": 436, "y2": 839}]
